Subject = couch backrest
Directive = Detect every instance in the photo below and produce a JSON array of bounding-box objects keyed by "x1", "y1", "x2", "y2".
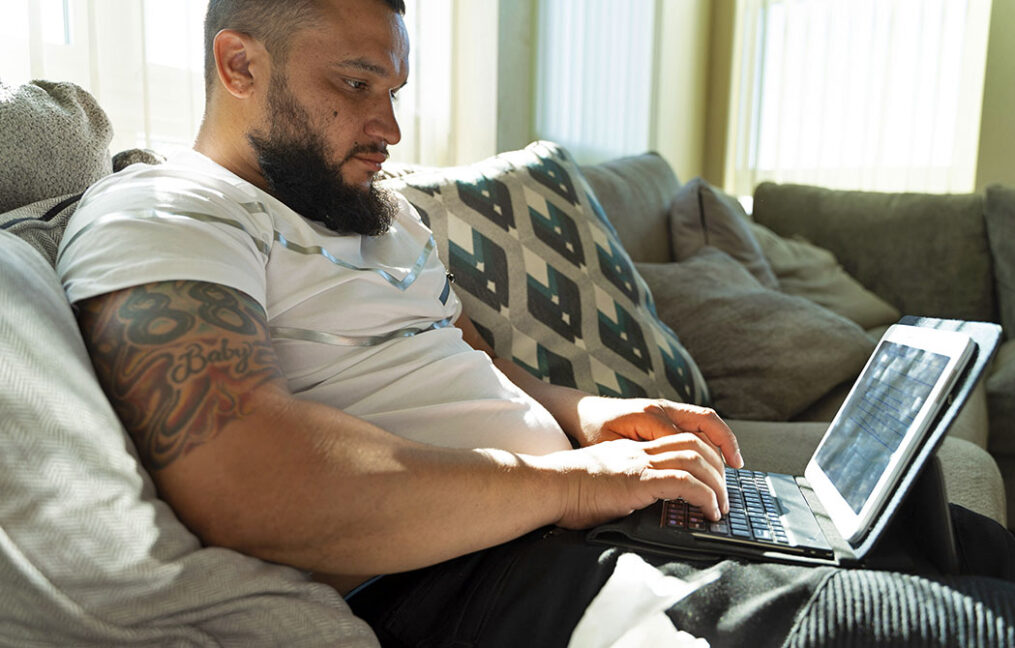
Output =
[
  {"x1": 580, "y1": 153, "x2": 679, "y2": 264},
  {"x1": 752, "y1": 182, "x2": 997, "y2": 324}
]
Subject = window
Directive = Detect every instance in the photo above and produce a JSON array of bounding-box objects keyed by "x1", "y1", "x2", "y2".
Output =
[
  {"x1": 726, "y1": 0, "x2": 992, "y2": 194},
  {"x1": 534, "y1": 0, "x2": 658, "y2": 163},
  {"x1": 0, "y1": 0, "x2": 207, "y2": 156}
]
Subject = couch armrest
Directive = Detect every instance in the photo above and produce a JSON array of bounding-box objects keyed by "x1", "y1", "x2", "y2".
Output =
[{"x1": 751, "y1": 182, "x2": 996, "y2": 323}]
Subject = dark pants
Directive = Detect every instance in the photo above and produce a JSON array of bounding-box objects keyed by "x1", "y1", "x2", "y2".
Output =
[{"x1": 349, "y1": 505, "x2": 1015, "y2": 647}]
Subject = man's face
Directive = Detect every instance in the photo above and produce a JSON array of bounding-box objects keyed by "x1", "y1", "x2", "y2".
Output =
[{"x1": 247, "y1": 0, "x2": 409, "y2": 236}]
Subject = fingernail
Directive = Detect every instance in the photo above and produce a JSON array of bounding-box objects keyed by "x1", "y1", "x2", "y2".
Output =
[{"x1": 734, "y1": 450, "x2": 744, "y2": 468}]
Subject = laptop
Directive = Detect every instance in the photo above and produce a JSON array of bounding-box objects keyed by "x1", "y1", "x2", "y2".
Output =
[{"x1": 588, "y1": 320, "x2": 997, "y2": 570}]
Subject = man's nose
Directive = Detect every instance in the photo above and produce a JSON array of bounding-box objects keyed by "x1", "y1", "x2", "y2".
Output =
[{"x1": 367, "y1": 95, "x2": 401, "y2": 146}]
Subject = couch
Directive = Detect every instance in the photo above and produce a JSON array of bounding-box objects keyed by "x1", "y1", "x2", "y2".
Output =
[
  {"x1": 0, "y1": 80, "x2": 1010, "y2": 645},
  {"x1": 573, "y1": 154, "x2": 1015, "y2": 527}
]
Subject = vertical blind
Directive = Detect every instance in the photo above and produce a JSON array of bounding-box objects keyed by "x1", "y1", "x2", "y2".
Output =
[
  {"x1": 0, "y1": 0, "x2": 207, "y2": 157},
  {"x1": 534, "y1": 0, "x2": 658, "y2": 164},
  {"x1": 727, "y1": 0, "x2": 992, "y2": 195},
  {"x1": 0, "y1": 0, "x2": 455, "y2": 166}
]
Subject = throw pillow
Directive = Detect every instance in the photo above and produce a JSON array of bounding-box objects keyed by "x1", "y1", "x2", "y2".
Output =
[
  {"x1": 0, "y1": 80, "x2": 112, "y2": 213},
  {"x1": 636, "y1": 247, "x2": 875, "y2": 421},
  {"x1": 748, "y1": 221, "x2": 901, "y2": 330},
  {"x1": 985, "y1": 184, "x2": 1015, "y2": 339},
  {"x1": 378, "y1": 141, "x2": 710, "y2": 404},
  {"x1": 669, "y1": 177, "x2": 779, "y2": 289}
]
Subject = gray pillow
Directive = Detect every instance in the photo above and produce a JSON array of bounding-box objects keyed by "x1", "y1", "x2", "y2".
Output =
[
  {"x1": 0, "y1": 80, "x2": 113, "y2": 213},
  {"x1": 0, "y1": 231, "x2": 376, "y2": 647},
  {"x1": 637, "y1": 247, "x2": 875, "y2": 421},
  {"x1": 748, "y1": 221, "x2": 901, "y2": 330},
  {"x1": 669, "y1": 177, "x2": 779, "y2": 288}
]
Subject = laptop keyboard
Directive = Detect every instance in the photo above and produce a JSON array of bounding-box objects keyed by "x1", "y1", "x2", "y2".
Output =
[{"x1": 662, "y1": 467, "x2": 791, "y2": 546}]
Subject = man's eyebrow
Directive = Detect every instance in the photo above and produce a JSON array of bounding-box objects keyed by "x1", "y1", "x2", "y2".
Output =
[{"x1": 334, "y1": 58, "x2": 390, "y2": 77}]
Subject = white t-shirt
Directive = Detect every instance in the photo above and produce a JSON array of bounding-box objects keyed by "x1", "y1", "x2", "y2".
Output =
[{"x1": 57, "y1": 150, "x2": 571, "y2": 455}]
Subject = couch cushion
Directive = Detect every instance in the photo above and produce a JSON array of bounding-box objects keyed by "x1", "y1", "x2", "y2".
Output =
[
  {"x1": 0, "y1": 80, "x2": 112, "y2": 213},
  {"x1": 669, "y1": 177, "x2": 779, "y2": 289},
  {"x1": 579, "y1": 153, "x2": 680, "y2": 264},
  {"x1": 637, "y1": 247, "x2": 875, "y2": 421},
  {"x1": 0, "y1": 231, "x2": 377, "y2": 646},
  {"x1": 985, "y1": 184, "x2": 1015, "y2": 339},
  {"x1": 752, "y1": 182, "x2": 995, "y2": 323},
  {"x1": 379, "y1": 141, "x2": 709, "y2": 404},
  {"x1": 748, "y1": 222, "x2": 901, "y2": 330}
]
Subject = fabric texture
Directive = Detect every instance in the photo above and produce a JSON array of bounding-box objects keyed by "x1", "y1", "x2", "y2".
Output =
[
  {"x1": 669, "y1": 177, "x2": 779, "y2": 289},
  {"x1": 378, "y1": 141, "x2": 710, "y2": 404},
  {"x1": 57, "y1": 150, "x2": 569, "y2": 455},
  {"x1": 0, "y1": 80, "x2": 112, "y2": 213},
  {"x1": 985, "y1": 184, "x2": 1015, "y2": 339},
  {"x1": 0, "y1": 192, "x2": 81, "y2": 267},
  {"x1": 783, "y1": 569, "x2": 1015, "y2": 647},
  {"x1": 987, "y1": 340, "x2": 1015, "y2": 456},
  {"x1": 350, "y1": 524, "x2": 1015, "y2": 648},
  {"x1": 636, "y1": 247, "x2": 875, "y2": 421},
  {"x1": 752, "y1": 182, "x2": 995, "y2": 323},
  {"x1": 579, "y1": 152, "x2": 681, "y2": 264},
  {"x1": 0, "y1": 230, "x2": 378, "y2": 647},
  {"x1": 748, "y1": 221, "x2": 901, "y2": 330}
]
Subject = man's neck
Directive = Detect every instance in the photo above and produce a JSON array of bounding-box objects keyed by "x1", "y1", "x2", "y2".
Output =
[{"x1": 194, "y1": 114, "x2": 269, "y2": 192}]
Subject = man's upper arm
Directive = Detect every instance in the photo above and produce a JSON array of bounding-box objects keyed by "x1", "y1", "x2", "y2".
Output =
[{"x1": 75, "y1": 280, "x2": 287, "y2": 473}]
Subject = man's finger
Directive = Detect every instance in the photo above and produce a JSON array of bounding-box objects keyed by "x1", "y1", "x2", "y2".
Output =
[
  {"x1": 648, "y1": 449, "x2": 728, "y2": 515},
  {"x1": 659, "y1": 404, "x2": 743, "y2": 469},
  {"x1": 644, "y1": 469, "x2": 722, "y2": 521}
]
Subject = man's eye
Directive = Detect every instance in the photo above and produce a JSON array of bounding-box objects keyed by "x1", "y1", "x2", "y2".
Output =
[{"x1": 345, "y1": 79, "x2": 367, "y2": 91}]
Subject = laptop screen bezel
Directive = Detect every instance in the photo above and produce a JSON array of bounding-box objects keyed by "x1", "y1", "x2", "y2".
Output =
[{"x1": 803, "y1": 324, "x2": 975, "y2": 546}]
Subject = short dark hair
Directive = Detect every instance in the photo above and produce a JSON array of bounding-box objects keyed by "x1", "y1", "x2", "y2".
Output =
[{"x1": 203, "y1": 0, "x2": 406, "y2": 96}]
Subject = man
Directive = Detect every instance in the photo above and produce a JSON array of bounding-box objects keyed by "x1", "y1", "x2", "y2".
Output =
[
  {"x1": 56, "y1": 0, "x2": 1015, "y2": 645},
  {"x1": 59, "y1": 0, "x2": 738, "y2": 600}
]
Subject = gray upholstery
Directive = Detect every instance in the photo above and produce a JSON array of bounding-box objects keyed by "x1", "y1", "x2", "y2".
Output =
[
  {"x1": 580, "y1": 153, "x2": 679, "y2": 264},
  {"x1": 752, "y1": 182, "x2": 996, "y2": 323},
  {"x1": 988, "y1": 340, "x2": 1015, "y2": 455},
  {"x1": 0, "y1": 80, "x2": 112, "y2": 213},
  {"x1": 0, "y1": 193, "x2": 80, "y2": 267},
  {"x1": 985, "y1": 184, "x2": 1015, "y2": 339}
]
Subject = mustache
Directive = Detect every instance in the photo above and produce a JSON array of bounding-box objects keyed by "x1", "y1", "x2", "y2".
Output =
[{"x1": 341, "y1": 142, "x2": 389, "y2": 164}]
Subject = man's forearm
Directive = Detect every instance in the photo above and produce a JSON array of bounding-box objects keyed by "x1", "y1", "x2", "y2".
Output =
[{"x1": 159, "y1": 388, "x2": 569, "y2": 578}]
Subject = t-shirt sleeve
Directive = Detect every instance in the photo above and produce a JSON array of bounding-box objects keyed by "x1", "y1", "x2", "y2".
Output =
[{"x1": 57, "y1": 165, "x2": 272, "y2": 310}]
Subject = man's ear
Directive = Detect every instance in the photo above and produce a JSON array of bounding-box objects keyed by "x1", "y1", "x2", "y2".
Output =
[{"x1": 212, "y1": 29, "x2": 268, "y2": 99}]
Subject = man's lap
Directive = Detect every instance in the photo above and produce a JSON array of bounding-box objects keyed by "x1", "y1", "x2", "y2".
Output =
[{"x1": 348, "y1": 506, "x2": 1015, "y2": 647}]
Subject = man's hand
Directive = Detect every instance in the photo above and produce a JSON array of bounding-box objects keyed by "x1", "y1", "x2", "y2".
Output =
[
  {"x1": 454, "y1": 308, "x2": 743, "y2": 473},
  {"x1": 539, "y1": 431, "x2": 732, "y2": 527},
  {"x1": 575, "y1": 397, "x2": 743, "y2": 465}
]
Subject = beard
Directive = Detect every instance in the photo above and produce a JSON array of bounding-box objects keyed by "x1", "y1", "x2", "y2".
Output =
[{"x1": 247, "y1": 74, "x2": 397, "y2": 236}]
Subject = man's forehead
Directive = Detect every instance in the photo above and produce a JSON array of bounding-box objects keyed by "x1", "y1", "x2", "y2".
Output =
[{"x1": 301, "y1": 0, "x2": 409, "y2": 79}]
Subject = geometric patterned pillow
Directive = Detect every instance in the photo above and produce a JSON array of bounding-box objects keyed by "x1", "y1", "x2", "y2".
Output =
[{"x1": 379, "y1": 141, "x2": 710, "y2": 405}]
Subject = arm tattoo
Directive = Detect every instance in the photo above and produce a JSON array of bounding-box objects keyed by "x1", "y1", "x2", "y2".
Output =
[{"x1": 77, "y1": 281, "x2": 284, "y2": 471}]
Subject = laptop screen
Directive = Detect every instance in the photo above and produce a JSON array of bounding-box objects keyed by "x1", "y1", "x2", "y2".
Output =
[{"x1": 814, "y1": 341, "x2": 950, "y2": 514}]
